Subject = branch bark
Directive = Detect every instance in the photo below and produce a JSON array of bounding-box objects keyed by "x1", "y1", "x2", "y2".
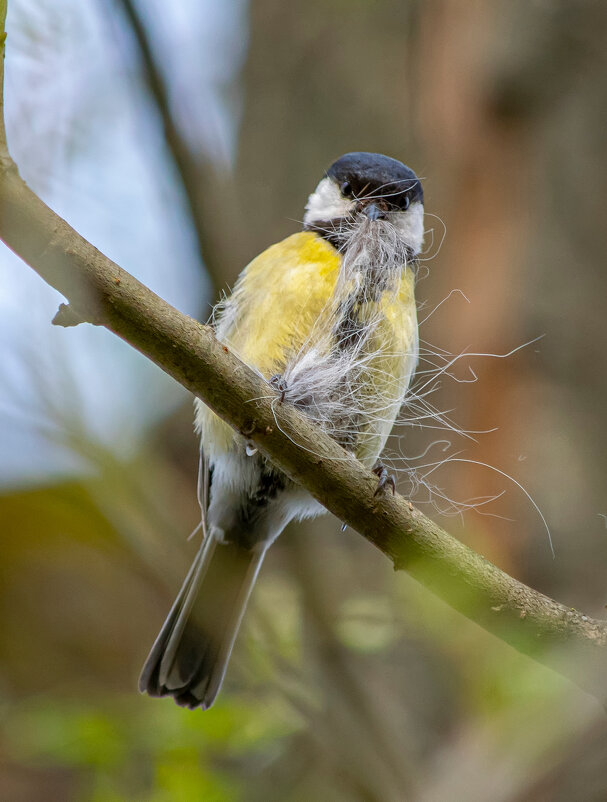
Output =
[{"x1": 1, "y1": 5, "x2": 606, "y2": 701}]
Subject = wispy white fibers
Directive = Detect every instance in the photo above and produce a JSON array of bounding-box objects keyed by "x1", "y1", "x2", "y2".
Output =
[{"x1": 278, "y1": 215, "x2": 418, "y2": 463}]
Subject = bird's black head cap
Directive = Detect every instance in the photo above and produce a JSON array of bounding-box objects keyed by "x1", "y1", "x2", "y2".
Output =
[{"x1": 327, "y1": 152, "x2": 423, "y2": 209}]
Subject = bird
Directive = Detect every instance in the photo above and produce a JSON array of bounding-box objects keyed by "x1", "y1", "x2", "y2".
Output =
[{"x1": 139, "y1": 152, "x2": 424, "y2": 709}]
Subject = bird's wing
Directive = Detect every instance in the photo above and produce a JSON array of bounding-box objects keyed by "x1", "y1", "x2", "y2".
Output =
[
  {"x1": 218, "y1": 231, "x2": 341, "y2": 376},
  {"x1": 196, "y1": 231, "x2": 341, "y2": 458}
]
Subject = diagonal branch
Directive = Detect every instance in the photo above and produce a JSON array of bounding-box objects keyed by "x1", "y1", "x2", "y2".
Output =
[
  {"x1": 112, "y1": 0, "x2": 225, "y2": 291},
  {"x1": 1, "y1": 6, "x2": 606, "y2": 702}
]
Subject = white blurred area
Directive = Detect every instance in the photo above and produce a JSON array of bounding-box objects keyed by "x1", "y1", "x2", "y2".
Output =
[{"x1": 0, "y1": 0, "x2": 246, "y2": 485}]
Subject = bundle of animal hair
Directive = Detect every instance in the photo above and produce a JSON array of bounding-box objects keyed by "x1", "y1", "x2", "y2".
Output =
[{"x1": 276, "y1": 215, "x2": 419, "y2": 466}]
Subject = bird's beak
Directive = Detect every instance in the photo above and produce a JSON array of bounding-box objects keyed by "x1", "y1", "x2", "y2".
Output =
[{"x1": 362, "y1": 201, "x2": 387, "y2": 221}]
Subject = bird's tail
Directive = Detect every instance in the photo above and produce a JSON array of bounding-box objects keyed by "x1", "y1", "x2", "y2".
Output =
[{"x1": 139, "y1": 533, "x2": 266, "y2": 709}]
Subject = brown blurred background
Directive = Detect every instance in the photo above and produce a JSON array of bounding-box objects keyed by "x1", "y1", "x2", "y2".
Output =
[{"x1": 1, "y1": 0, "x2": 607, "y2": 799}]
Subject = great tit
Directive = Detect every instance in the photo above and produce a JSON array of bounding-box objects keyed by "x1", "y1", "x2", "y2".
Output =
[{"x1": 140, "y1": 152, "x2": 424, "y2": 709}]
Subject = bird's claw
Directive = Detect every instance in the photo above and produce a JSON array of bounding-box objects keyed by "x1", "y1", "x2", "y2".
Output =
[
  {"x1": 270, "y1": 373, "x2": 288, "y2": 403},
  {"x1": 372, "y1": 462, "x2": 396, "y2": 496}
]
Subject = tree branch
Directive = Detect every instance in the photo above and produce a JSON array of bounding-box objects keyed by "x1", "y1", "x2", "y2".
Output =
[
  {"x1": 113, "y1": 0, "x2": 227, "y2": 291},
  {"x1": 0, "y1": 1, "x2": 8, "y2": 159},
  {"x1": 1, "y1": 6, "x2": 606, "y2": 701}
]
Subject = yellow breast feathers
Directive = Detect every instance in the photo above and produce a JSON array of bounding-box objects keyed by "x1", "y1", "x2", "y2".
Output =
[{"x1": 197, "y1": 231, "x2": 417, "y2": 463}]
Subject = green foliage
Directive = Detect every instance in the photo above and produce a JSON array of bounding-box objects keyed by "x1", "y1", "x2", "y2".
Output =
[{"x1": 1, "y1": 691, "x2": 307, "y2": 801}]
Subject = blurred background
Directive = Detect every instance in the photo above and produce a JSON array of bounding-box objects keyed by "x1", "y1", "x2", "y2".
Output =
[{"x1": 1, "y1": 0, "x2": 607, "y2": 799}]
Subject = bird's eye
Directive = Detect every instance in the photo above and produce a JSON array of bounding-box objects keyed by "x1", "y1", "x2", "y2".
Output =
[
  {"x1": 341, "y1": 181, "x2": 353, "y2": 197},
  {"x1": 403, "y1": 195, "x2": 410, "y2": 211}
]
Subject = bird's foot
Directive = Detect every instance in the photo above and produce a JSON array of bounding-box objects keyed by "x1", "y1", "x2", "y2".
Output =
[
  {"x1": 270, "y1": 373, "x2": 288, "y2": 403},
  {"x1": 372, "y1": 461, "x2": 396, "y2": 496}
]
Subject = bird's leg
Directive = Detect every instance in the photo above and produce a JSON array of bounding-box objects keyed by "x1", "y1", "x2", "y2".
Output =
[
  {"x1": 269, "y1": 373, "x2": 288, "y2": 403},
  {"x1": 372, "y1": 460, "x2": 396, "y2": 496}
]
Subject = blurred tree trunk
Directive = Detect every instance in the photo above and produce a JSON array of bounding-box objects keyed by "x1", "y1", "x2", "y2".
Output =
[{"x1": 231, "y1": 0, "x2": 422, "y2": 279}]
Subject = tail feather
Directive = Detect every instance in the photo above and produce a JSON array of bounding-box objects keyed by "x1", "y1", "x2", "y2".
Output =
[{"x1": 139, "y1": 535, "x2": 266, "y2": 710}]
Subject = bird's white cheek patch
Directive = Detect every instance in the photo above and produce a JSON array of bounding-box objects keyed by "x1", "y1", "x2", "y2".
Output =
[
  {"x1": 304, "y1": 177, "x2": 355, "y2": 225},
  {"x1": 392, "y1": 202, "x2": 424, "y2": 256}
]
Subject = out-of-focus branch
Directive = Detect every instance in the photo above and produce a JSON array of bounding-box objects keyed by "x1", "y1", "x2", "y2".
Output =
[
  {"x1": 1, "y1": 7, "x2": 607, "y2": 702},
  {"x1": 113, "y1": 0, "x2": 226, "y2": 291},
  {"x1": 0, "y1": 1, "x2": 7, "y2": 158}
]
